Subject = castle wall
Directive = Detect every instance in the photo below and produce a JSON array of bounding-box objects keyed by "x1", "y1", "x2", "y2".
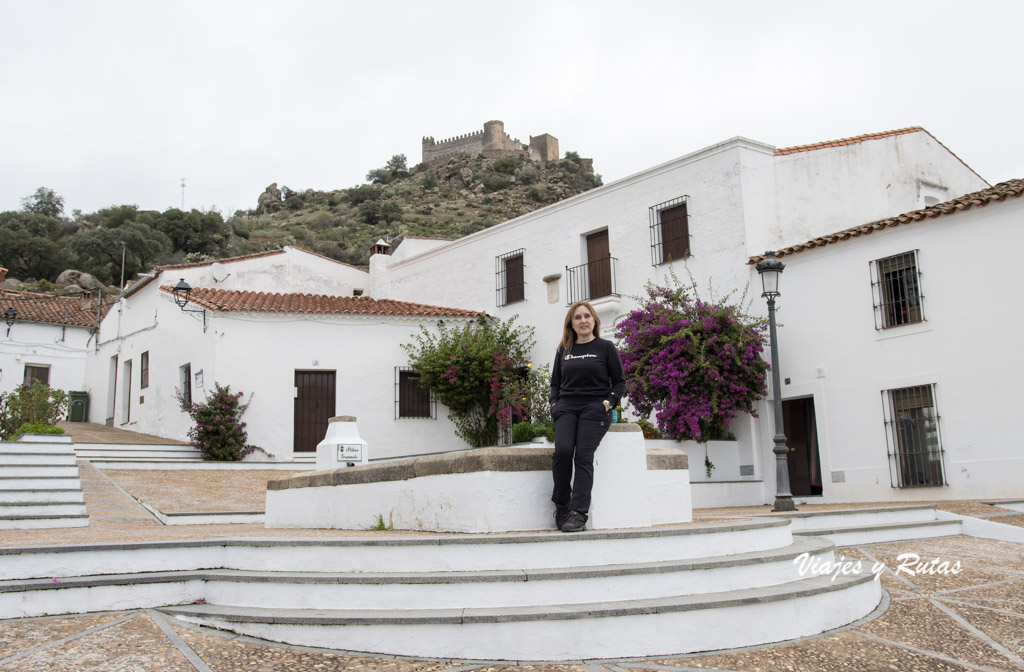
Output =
[{"x1": 422, "y1": 120, "x2": 559, "y2": 165}]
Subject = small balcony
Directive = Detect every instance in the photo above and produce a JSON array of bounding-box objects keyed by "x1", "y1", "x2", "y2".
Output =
[{"x1": 566, "y1": 257, "x2": 618, "y2": 304}]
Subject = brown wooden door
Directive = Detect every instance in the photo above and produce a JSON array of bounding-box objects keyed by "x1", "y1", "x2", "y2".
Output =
[
  {"x1": 782, "y1": 397, "x2": 822, "y2": 496},
  {"x1": 294, "y1": 371, "x2": 336, "y2": 452},
  {"x1": 586, "y1": 230, "x2": 611, "y2": 299}
]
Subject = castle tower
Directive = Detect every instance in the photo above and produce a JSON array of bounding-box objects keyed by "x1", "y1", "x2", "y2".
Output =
[{"x1": 482, "y1": 120, "x2": 505, "y2": 153}]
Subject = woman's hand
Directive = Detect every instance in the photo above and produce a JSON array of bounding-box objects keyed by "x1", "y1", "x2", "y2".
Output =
[{"x1": 602, "y1": 400, "x2": 612, "y2": 412}]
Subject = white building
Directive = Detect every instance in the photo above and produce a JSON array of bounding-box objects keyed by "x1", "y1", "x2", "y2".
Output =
[
  {"x1": 365, "y1": 126, "x2": 1003, "y2": 505},
  {"x1": 754, "y1": 178, "x2": 1024, "y2": 502},
  {"x1": 83, "y1": 247, "x2": 482, "y2": 460},
  {"x1": 73, "y1": 126, "x2": 1021, "y2": 505},
  {"x1": 0, "y1": 286, "x2": 103, "y2": 407}
]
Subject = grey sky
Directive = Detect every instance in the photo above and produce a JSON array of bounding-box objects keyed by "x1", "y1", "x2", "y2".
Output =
[{"x1": 2, "y1": 0, "x2": 1021, "y2": 218}]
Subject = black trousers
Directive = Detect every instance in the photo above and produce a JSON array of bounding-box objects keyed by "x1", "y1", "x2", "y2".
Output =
[{"x1": 551, "y1": 399, "x2": 611, "y2": 514}]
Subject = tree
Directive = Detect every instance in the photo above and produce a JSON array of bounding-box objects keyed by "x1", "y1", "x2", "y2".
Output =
[
  {"x1": 366, "y1": 154, "x2": 409, "y2": 185},
  {"x1": 21, "y1": 187, "x2": 65, "y2": 219},
  {"x1": 150, "y1": 208, "x2": 225, "y2": 255},
  {"x1": 0, "y1": 211, "x2": 70, "y2": 279},
  {"x1": 69, "y1": 222, "x2": 171, "y2": 281},
  {"x1": 615, "y1": 276, "x2": 769, "y2": 442},
  {"x1": 403, "y1": 316, "x2": 536, "y2": 447}
]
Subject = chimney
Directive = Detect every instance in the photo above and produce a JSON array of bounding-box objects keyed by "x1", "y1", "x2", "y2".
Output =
[{"x1": 370, "y1": 239, "x2": 391, "y2": 257}]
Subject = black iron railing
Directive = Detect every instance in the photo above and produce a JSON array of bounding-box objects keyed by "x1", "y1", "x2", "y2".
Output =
[{"x1": 565, "y1": 256, "x2": 618, "y2": 304}]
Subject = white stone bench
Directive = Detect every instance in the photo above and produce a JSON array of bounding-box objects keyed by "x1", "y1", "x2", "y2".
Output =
[{"x1": 266, "y1": 424, "x2": 691, "y2": 532}]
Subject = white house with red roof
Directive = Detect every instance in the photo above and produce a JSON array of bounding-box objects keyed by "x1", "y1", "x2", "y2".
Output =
[
  {"x1": 364, "y1": 126, "x2": 1018, "y2": 504},
  {"x1": 83, "y1": 246, "x2": 483, "y2": 460},
  {"x1": 0, "y1": 286, "x2": 107, "y2": 401}
]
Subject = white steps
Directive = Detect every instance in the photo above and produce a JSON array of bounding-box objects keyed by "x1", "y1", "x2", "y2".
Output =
[
  {"x1": 0, "y1": 441, "x2": 89, "y2": 530},
  {"x1": 74, "y1": 443, "x2": 202, "y2": 462},
  {"x1": 774, "y1": 505, "x2": 962, "y2": 546},
  {"x1": 0, "y1": 521, "x2": 882, "y2": 660}
]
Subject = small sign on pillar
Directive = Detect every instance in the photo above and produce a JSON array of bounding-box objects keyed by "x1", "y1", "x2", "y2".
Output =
[{"x1": 316, "y1": 416, "x2": 369, "y2": 470}]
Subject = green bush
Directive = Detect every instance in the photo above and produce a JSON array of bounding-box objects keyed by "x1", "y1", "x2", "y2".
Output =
[
  {"x1": 492, "y1": 156, "x2": 518, "y2": 175},
  {"x1": 0, "y1": 382, "x2": 69, "y2": 439},
  {"x1": 402, "y1": 316, "x2": 535, "y2": 447},
  {"x1": 514, "y1": 165, "x2": 539, "y2": 185},
  {"x1": 512, "y1": 420, "x2": 555, "y2": 443},
  {"x1": 483, "y1": 174, "x2": 512, "y2": 193},
  {"x1": 12, "y1": 423, "x2": 65, "y2": 439}
]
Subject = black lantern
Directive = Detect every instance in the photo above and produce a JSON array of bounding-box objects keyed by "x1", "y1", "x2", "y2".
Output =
[
  {"x1": 755, "y1": 250, "x2": 784, "y2": 298},
  {"x1": 172, "y1": 278, "x2": 192, "y2": 309},
  {"x1": 3, "y1": 307, "x2": 15, "y2": 328}
]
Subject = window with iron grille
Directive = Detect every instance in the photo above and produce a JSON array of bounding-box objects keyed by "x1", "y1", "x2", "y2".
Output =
[
  {"x1": 496, "y1": 249, "x2": 525, "y2": 306},
  {"x1": 882, "y1": 384, "x2": 946, "y2": 488},
  {"x1": 395, "y1": 367, "x2": 434, "y2": 419},
  {"x1": 140, "y1": 351, "x2": 150, "y2": 389},
  {"x1": 180, "y1": 363, "x2": 192, "y2": 407},
  {"x1": 870, "y1": 251, "x2": 924, "y2": 329},
  {"x1": 649, "y1": 196, "x2": 690, "y2": 265}
]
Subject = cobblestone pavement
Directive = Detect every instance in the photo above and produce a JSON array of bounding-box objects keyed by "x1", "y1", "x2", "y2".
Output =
[{"x1": 2, "y1": 461, "x2": 1023, "y2": 670}]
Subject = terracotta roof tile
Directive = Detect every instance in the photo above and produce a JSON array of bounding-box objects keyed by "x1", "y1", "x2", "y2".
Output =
[
  {"x1": 157, "y1": 287, "x2": 485, "y2": 318},
  {"x1": 154, "y1": 248, "x2": 286, "y2": 272},
  {"x1": 0, "y1": 289, "x2": 111, "y2": 328},
  {"x1": 774, "y1": 127, "x2": 926, "y2": 155},
  {"x1": 774, "y1": 126, "x2": 987, "y2": 186},
  {"x1": 749, "y1": 179, "x2": 1024, "y2": 264}
]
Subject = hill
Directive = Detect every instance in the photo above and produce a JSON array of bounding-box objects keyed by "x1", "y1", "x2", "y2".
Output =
[
  {"x1": 236, "y1": 152, "x2": 602, "y2": 267},
  {"x1": 0, "y1": 153, "x2": 601, "y2": 295}
]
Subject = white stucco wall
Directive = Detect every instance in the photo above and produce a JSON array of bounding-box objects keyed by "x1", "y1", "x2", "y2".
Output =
[
  {"x1": 764, "y1": 196, "x2": 1024, "y2": 502},
  {"x1": 0, "y1": 322, "x2": 93, "y2": 397},
  {"x1": 84, "y1": 284, "x2": 470, "y2": 458}
]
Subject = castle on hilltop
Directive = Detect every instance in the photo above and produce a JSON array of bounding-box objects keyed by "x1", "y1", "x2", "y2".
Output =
[{"x1": 422, "y1": 120, "x2": 559, "y2": 165}]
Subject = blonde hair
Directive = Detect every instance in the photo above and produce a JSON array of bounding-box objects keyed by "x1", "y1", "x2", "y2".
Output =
[{"x1": 558, "y1": 300, "x2": 601, "y2": 357}]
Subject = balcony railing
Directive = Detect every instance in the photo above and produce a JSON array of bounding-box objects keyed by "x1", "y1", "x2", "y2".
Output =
[{"x1": 565, "y1": 256, "x2": 618, "y2": 304}]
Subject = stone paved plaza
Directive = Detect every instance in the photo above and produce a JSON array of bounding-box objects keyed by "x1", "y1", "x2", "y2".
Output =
[{"x1": 1, "y1": 462, "x2": 1023, "y2": 671}]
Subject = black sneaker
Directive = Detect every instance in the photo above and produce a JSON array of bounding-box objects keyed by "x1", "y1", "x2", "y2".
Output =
[
  {"x1": 554, "y1": 506, "x2": 570, "y2": 530},
  {"x1": 561, "y1": 511, "x2": 587, "y2": 533}
]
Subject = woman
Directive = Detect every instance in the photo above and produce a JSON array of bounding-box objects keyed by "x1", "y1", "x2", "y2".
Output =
[{"x1": 548, "y1": 300, "x2": 626, "y2": 532}]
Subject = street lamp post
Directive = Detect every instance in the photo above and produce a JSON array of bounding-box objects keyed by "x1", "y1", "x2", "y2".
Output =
[{"x1": 755, "y1": 251, "x2": 795, "y2": 512}]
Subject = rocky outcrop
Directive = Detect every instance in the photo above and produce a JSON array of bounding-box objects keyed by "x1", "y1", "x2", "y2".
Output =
[
  {"x1": 257, "y1": 183, "x2": 284, "y2": 215},
  {"x1": 55, "y1": 270, "x2": 104, "y2": 291}
]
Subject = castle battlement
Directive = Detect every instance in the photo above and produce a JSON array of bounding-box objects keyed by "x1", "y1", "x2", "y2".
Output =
[{"x1": 421, "y1": 120, "x2": 559, "y2": 165}]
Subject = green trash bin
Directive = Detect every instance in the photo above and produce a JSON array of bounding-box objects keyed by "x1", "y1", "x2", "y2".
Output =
[{"x1": 68, "y1": 391, "x2": 89, "y2": 422}]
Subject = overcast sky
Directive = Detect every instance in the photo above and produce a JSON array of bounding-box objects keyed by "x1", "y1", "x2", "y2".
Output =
[{"x1": 2, "y1": 0, "x2": 1021, "y2": 218}]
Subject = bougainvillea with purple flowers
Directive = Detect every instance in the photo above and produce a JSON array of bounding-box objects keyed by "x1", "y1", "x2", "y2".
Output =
[
  {"x1": 615, "y1": 278, "x2": 768, "y2": 442},
  {"x1": 177, "y1": 383, "x2": 254, "y2": 461}
]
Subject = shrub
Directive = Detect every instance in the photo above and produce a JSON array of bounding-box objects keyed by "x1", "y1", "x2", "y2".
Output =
[
  {"x1": 514, "y1": 165, "x2": 539, "y2": 185},
  {"x1": 0, "y1": 383, "x2": 69, "y2": 439},
  {"x1": 402, "y1": 316, "x2": 535, "y2": 447},
  {"x1": 177, "y1": 383, "x2": 254, "y2": 461},
  {"x1": 615, "y1": 274, "x2": 768, "y2": 442},
  {"x1": 492, "y1": 156, "x2": 518, "y2": 175},
  {"x1": 12, "y1": 423, "x2": 65, "y2": 439}
]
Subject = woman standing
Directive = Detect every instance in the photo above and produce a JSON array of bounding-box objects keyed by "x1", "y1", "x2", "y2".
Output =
[{"x1": 549, "y1": 300, "x2": 626, "y2": 532}]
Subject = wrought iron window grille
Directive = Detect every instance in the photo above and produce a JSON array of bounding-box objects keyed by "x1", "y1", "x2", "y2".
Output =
[
  {"x1": 870, "y1": 250, "x2": 925, "y2": 329},
  {"x1": 395, "y1": 366, "x2": 435, "y2": 419},
  {"x1": 495, "y1": 249, "x2": 526, "y2": 307},
  {"x1": 881, "y1": 383, "x2": 946, "y2": 488},
  {"x1": 649, "y1": 195, "x2": 691, "y2": 265}
]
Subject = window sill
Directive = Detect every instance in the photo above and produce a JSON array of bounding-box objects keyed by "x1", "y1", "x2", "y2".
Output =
[{"x1": 875, "y1": 321, "x2": 932, "y2": 341}]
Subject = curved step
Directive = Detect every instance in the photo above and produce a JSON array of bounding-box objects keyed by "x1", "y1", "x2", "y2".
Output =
[
  {"x1": 0, "y1": 514, "x2": 90, "y2": 530},
  {"x1": 0, "y1": 536, "x2": 836, "y2": 618},
  {"x1": 0, "y1": 519, "x2": 794, "y2": 581},
  {"x1": 162, "y1": 570, "x2": 881, "y2": 660}
]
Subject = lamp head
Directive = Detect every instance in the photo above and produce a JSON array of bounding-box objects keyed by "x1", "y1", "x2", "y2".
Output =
[
  {"x1": 755, "y1": 251, "x2": 785, "y2": 299},
  {"x1": 172, "y1": 278, "x2": 192, "y2": 309},
  {"x1": 3, "y1": 307, "x2": 15, "y2": 328}
]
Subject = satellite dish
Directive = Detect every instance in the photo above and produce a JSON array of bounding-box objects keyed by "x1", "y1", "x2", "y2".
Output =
[{"x1": 211, "y1": 263, "x2": 229, "y2": 282}]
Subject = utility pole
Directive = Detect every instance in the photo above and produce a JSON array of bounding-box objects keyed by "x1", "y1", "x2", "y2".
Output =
[{"x1": 180, "y1": 178, "x2": 186, "y2": 210}]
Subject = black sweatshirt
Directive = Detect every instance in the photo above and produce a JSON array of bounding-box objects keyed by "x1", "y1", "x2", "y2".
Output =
[{"x1": 549, "y1": 337, "x2": 627, "y2": 407}]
